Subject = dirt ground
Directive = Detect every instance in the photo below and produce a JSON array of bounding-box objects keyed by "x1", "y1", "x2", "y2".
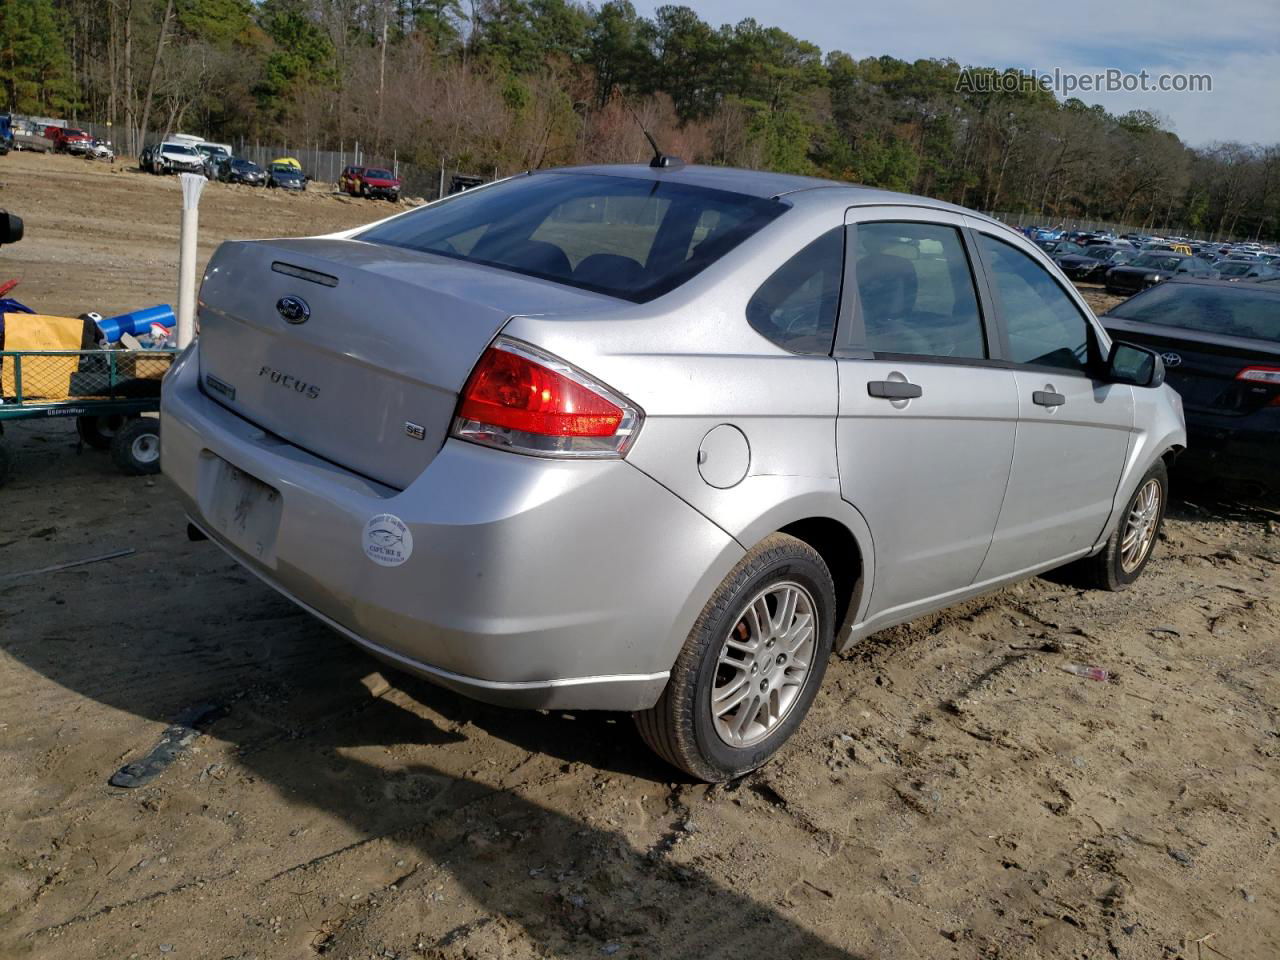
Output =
[{"x1": 2, "y1": 152, "x2": 1279, "y2": 960}]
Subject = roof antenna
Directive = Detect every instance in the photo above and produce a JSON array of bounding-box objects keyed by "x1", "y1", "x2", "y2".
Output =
[{"x1": 615, "y1": 86, "x2": 683, "y2": 169}]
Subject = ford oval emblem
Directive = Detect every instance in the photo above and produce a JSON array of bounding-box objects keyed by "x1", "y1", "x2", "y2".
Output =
[
  {"x1": 276, "y1": 295, "x2": 310, "y2": 324},
  {"x1": 1161, "y1": 352, "x2": 1182, "y2": 367}
]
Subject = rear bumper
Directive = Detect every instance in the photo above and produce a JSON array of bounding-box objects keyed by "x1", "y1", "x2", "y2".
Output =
[
  {"x1": 1180, "y1": 407, "x2": 1280, "y2": 489},
  {"x1": 161, "y1": 348, "x2": 741, "y2": 710}
]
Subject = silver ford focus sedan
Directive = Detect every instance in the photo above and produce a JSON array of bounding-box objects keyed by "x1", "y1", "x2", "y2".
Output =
[{"x1": 161, "y1": 163, "x2": 1185, "y2": 781}]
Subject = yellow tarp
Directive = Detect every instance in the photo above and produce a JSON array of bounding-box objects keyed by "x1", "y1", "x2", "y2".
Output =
[{"x1": 1, "y1": 314, "x2": 84, "y2": 401}]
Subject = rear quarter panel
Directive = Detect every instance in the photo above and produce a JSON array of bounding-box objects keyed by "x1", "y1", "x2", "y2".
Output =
[{"x1": 501, "y1": 193, "x2": 878, "y2": 636}]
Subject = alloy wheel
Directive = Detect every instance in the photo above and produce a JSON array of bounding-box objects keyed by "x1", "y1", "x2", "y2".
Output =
[
  {"x1": 710, "y1": 581, "x2": 817, "y2": 748},
  {"x1": 1120, "y1": 478, "x2": 1162, "y2": 572}
]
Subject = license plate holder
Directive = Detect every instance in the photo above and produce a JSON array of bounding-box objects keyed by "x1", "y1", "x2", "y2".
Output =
[{"x1": 199, "y1": 454, "x2": 282, "y2": 565}]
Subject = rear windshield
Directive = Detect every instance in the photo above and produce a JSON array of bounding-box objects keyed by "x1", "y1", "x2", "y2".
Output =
[
  {"x1": 1107, "y1": 282, "x2": 1280, "y2": 343},
  {"x1": 357, "y1": 172, "x2": 786, "y2": 302}
]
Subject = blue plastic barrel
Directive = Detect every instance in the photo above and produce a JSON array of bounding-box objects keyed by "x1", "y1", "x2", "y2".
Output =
[{"x1": 95, "y1": 304, "x2": 175, "y2": 343}]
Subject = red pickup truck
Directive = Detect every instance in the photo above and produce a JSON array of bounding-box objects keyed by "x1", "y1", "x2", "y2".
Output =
[{"x1": 48, "y1": 127, "x2": 94, "y2": 154}]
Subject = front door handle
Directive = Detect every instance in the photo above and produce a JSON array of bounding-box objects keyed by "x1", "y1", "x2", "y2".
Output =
[
  {"x1": 867, "y1": 380, "x2": 923, "y2": 400},
  {"x1": 1033, "y1": 390, "x2": 1066, "y2": 407}
]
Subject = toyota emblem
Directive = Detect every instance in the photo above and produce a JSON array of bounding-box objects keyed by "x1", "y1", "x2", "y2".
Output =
[
  {"x1": 1161, "y1": 352, "x2": 1182, "y2": 367},
  {"x1": 276, "y1": 295, "x2": 310, "y2": 324}
]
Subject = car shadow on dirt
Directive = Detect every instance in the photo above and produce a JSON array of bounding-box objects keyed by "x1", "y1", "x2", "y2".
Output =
[{"x1": 5, "y1": 573, "x2": 866, "y2": 958}]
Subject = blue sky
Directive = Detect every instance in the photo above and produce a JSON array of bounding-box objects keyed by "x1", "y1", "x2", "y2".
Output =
[{"x1": 634, "y1": 0, "x2": 1280, "y2": 146}]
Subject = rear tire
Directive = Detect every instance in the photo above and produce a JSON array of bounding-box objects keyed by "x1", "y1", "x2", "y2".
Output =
[
  {"x1": 76, "y1": 414, "x2": 128, "y2": 450},
  {"x1": 111, "y1": 417, "x2": 161, "y2": 476},
  {"x1": 635, "y1": 534, "x2": 835, "y2": 782},
  {"x1": 1069, "y1": 460, "x2": 1168, "y2": 591}
]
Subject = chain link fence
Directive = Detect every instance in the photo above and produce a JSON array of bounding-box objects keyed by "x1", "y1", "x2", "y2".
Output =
[{"x1": 58, "y1": 119, "x2": 498, "y2": 202}]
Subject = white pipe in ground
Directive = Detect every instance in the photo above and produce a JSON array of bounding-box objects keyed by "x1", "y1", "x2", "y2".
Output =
[{"x1": 176, "y1": 173, "x2": 207, "y2": 348}]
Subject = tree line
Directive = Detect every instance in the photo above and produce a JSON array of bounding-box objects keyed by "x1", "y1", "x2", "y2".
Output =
[{"x1": 1, "y1": 0, "x2": 1277, "y2": 239}]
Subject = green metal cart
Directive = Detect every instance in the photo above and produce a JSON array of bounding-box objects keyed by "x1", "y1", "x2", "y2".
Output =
[{"x1": 0, "y1": 347, "x2": 177, "y2": 484}]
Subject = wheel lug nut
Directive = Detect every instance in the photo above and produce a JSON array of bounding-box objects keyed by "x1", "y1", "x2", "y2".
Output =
[
  {"x1": 750, "y1": 663, "x2": 758, "y2": 675},
  {"x1": 759, "y1": 679, "x2": 769, "y2": 692},
  {"x1": 776, "y1": 654, "x2": 786, "y2": 665}
]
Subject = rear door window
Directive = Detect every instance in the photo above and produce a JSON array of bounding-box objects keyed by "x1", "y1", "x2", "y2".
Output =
[
  {"x1": 359, "y1": 173, "x2": 786, "y2": 303},
  {"x1": 855, "y1": 221, "x2": 987, "y2": 359}
]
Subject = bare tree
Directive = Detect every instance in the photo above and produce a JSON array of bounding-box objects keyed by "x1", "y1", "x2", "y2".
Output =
[{"x1": 135, "y1": 0, "x2": 174, "y2": 147}]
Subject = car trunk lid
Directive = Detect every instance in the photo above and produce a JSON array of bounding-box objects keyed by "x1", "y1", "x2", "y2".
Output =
[
  {"x1": 196, "y1": 237, "x2": 610, "y2": 489},
  {"x1": 1103, "y1": 317, "x2": 1280, "y2": 416}
]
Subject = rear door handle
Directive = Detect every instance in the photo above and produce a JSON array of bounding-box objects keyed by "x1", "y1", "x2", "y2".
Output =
[
  {"x1": 1032, "y1": 390, "x2": 1066, "y2": 407},
  {"x1": 867, "y1": 380, "x2": 923, "y2": 400}
]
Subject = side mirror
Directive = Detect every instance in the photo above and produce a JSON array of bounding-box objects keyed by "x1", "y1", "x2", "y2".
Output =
[
  {"x1": 1108, "y1": 340, "x2": 1164, "y2": 388},
  {"x1": 0, "y1": 210, "x2": 23, "y2": 245}
]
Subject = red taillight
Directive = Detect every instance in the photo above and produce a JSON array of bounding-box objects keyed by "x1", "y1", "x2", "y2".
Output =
[
  {"x1": 452, "y1": 338, "x2": 641, "y2": 457},
  {"x1": 460, "y1": 348, "x2": 622, "y2": 436},
  {"x1": 1236, "y1": 366, "x2": 1280, "y2": 405},
  {"x1": 1236, "y1": 365, "x2": 1280, "y2": 385}
]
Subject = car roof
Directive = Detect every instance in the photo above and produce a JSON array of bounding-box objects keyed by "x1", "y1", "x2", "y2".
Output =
[{"x1": 534, "y1": 163, "x2": 984, "y2": 217}]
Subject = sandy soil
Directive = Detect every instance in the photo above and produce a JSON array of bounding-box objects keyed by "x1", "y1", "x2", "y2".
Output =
[{"x1": 2, "y1": 152, "x2": 1279, "y2": 960}]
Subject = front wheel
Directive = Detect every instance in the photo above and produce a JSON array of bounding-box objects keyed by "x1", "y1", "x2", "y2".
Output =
[
  {"x1": 635, "y1": 533, "x2": 835, "y2": 782},
  {"x1": 1069, "y1": 460, "x2": 1168, "y2": 590}
]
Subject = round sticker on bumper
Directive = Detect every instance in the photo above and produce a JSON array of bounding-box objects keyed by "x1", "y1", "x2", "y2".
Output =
[{"x1": 363, "y1": 513, "x2": 413, "y2": 567}]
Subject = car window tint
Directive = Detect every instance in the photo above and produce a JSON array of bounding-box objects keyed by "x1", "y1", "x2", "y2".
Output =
[
  {"x1": 855, "y1": 222, "x2": 986, "y2": 359},
  {"x1": 977, "y1": 233, "x2": 1091, "y2": 372},
  {"x1": 530, "y1": 193, "x2": 671, "y2": 271},
  {"x1": 359, "y1": 173, "x2": 785, "y2": 303},
  {"x1": 747, "y1": 227, "x2": 843, "y2": 355}
]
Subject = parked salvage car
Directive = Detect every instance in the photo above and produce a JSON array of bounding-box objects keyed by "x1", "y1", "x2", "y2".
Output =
[
  {"x1": 340, "y1": 165, "x2": 402, "y2": 200},
  {"x1": 217, "y1": 157, "x2": 268, "y2": 186},
  {"x1": 1101, "y1": 277, "x2": 1279, "y2": 494},
  {"x1": 1057, "y1": 246, "x2": 1135, "y2": 283},
  {"x1": 196, "y1": 141, "x2": 232, "y2": 176},
  {"x1": 151, "y1": 141, "x2": 206, "y2": 175},
  {"x1": 162, "y1": 164, "x2": 1185, "y2": 781},
  {"x1": 1105, "y1": 252, "x2": 1215, "y2": 295},
  {"x1": 338, "y1": 165, "x2": 365, "y2": 193},
  {"x1": 267, "y1": 161, "x2": 306, "y2": 191},
  {"x1": 86, "y1": 139, "x2": 115, "y2": 162},
  {"x1": 1036, "y1": 239, "x2": 1087, "y2": 257},
  {"x1": 1215, "y1": 260, "x2": 1277, "y2": 281}
]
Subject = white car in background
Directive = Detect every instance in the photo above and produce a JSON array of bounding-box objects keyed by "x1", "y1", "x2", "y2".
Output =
[{"x1": 153, "y1": 141, "x2": 206, "y2": 175}]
